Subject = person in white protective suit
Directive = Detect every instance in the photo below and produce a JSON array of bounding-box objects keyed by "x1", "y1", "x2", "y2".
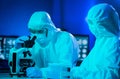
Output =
[
  {"x1": 10, "y1": 11, "x2": 79, "y2": 78},
  {"x1": 71, "y1": 3, "x2": 120, "y2": 79}
]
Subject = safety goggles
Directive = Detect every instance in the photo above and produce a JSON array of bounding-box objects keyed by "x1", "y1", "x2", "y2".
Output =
[{"x1": 29, "y1": 28, "x2": 48, "y2": 37}]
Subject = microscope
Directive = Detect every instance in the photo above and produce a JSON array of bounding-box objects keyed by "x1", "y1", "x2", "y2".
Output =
[{"x1": 9, "y1": 36, "x2": 36, "y2": 77}]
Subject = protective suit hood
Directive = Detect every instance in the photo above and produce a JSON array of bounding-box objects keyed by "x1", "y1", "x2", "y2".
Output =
[
  {"x1": 86, "y1": 3, "x2": 120, "y2": 37},
  {"x1": 28, "y1": 11, "x2": 56, "y2": 31}
]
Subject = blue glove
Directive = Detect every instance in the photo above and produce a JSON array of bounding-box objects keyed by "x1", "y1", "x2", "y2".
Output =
[
  {"x1": 15, "y1": 36, "x2": 29, "y2": 49},
  {"x1": 26, "y1": 67, "x2": 42, "y2": 78}
]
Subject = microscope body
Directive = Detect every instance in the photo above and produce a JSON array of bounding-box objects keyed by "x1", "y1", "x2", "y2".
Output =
[{"x1": 9, "y1": 36, "x2": 36, "y2": 77}]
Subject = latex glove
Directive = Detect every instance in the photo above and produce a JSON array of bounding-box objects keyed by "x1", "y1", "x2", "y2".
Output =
[
  {"x1": 15, "y1": 36, "x2": 29, "y2": 49},
  {"x1": 15, "y1": 36, "x2": 36, "y2": 49},
  {"x1": 26, "y1": 67, "x2": 42, "y2": 78}
]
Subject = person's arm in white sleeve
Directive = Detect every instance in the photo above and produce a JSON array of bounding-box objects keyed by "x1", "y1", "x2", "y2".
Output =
[
  {"x1": 40, "y1": 32, "x2": 79, "y2": 78},
  {"x1": 56, "y1": 32, "x2": 79, "y2": 66}
]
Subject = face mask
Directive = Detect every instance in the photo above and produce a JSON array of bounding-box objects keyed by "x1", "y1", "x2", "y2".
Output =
[
  {"x1": 31, "y1": 28, "x2": 49, "y2": 47},
  {"x1": 88, "y1": 21, "x2": 108, "y2": 37},
  {"x1": 36, "y1": 34, "x2": 47, "y2": 44}
]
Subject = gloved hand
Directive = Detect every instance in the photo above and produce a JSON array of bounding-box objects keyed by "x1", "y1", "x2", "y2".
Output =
[
  {"x1": 15, "y1": 36, "x2": 36, "y2": 49},
  {"x1": 15, "y1": 36, "x2": 29, "y2": 49},
  {"x1": 26, "y1": 67, "x2": 42, "y2": 78}
]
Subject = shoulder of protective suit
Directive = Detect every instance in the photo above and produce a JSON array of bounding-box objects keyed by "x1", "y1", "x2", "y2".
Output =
[
  {"x1": 58, "y1": 31, "x2": 73, "y2": 38},
  {"x1": 55, "y1": 31, "x2": 75, "y2": 43}
]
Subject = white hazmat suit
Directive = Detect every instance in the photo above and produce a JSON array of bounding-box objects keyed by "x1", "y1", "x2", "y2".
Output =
[
  {"x1": 9, "y1": 11, "x2": 79, "y2": 78},
  {"x1": 71, "y1": 3, "x2": 120, "y2": 79}
]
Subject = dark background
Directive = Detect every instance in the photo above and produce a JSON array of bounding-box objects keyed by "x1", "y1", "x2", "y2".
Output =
[{"x1": 0, "y1": 0, "x2": 120, "y2": 50}]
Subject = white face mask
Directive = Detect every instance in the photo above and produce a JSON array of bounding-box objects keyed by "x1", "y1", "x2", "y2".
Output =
[
  {"x1": 31, "y1": 28, "x2": 49, "y2": 47},
  {"x1": 36, "y1": 34, "x2": 47, "y2": 45}
]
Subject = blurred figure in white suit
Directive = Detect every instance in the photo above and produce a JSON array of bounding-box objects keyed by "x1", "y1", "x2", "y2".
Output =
[{"x1": 71, "y1": 3, "x2": 120, "y2": 79}]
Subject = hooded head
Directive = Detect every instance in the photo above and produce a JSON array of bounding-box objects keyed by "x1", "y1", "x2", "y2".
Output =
[
  {"x1": 28, "y1": 11, "x2": 56, "y2": 47},
  {"x1": 28, "y1": 11, "x2": 56, "y2": 32},
  {"x1": 86, "y1": 3, "x2": 120, "y2": 37}
]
